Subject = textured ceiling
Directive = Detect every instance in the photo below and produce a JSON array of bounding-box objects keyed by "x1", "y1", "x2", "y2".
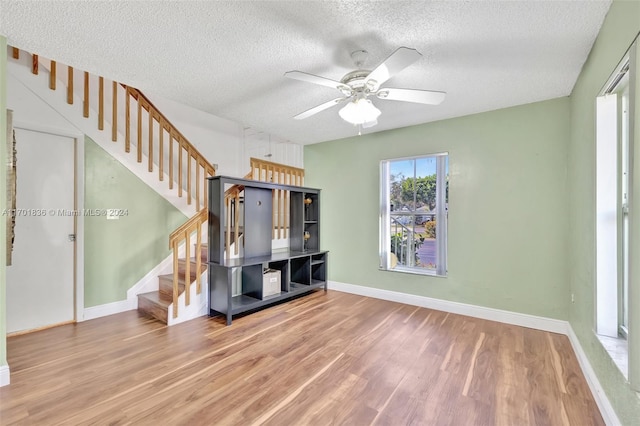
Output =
[{"x1": 0, "y1": 1, "x2": 611, "y2": 145}]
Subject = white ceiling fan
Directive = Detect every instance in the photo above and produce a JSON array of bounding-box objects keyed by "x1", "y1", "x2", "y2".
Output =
[{"x1": 284, "y1": 47, "x2": 446, "y2": 129}]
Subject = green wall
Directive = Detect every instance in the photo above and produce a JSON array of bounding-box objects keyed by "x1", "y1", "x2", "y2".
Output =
[
  {"x1": 305, "y1": 97, "x2": 570, "y2": 320},
  {"x1": 306, "y1": 2, "x2": 640, "y2": 422},
  {"x1": 1, "y1": 36, "x2": 8, "y2": 370},
  {"x1": 568, "y1": 1, "x2": 640, "y2": 424},
  {"x1": 84, "y1": 136, "x2": 186, "y2": 307}
]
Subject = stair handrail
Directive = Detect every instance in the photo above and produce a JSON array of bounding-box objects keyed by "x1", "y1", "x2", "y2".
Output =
[
  {"x1": 9, "y1": 47, "x2": 306, "y2": 321},
  {"x1": 9, "y1": 47, "x2": 217, "y2": 211},
  {"x1": 250, "y1": 157, "x2": 304, "y2": 185},
  {"x1": 10, "y1": 47, "x2": 216, "y2": 318},
  {"x1": 168, "y1": 208, "x2": 208, "y2": 316},
  {"x1": 125, "y1": 87, "x2": 215, "y2": 177}
]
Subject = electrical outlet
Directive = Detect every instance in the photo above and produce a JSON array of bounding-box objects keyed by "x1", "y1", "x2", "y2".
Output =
[{"x1": 571, "y1": 293, "x2": 575, "y2": 303}]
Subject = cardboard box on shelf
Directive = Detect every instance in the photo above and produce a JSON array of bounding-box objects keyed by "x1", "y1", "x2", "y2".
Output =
[{"x1": 262, "y1": 269, "x2": 281, "y2": 298}]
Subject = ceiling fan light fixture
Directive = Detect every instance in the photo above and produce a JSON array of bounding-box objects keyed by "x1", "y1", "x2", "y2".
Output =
[
  {"x1": 362, "y1": 119, "x2": 378, "y2": 129},
  {"x1": 338, "y1": 98, "x2": 381, "y2": 126}
]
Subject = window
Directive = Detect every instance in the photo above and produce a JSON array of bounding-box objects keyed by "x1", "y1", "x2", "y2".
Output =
[
  {"x1": 595, "y1": 43, "x2": 638, "y2": 390},
  {"x1": 380, "y1": 153, "x2": 448, "y2": 276}
]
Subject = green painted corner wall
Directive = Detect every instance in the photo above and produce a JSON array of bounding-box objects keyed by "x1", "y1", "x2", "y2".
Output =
[
  {"x1": 568, "y1": 1, "x2": 640, "y2": 424},
  {"x1": 305, "y1": 96, "x2": 570, "y2": 320},
  {"x1": 84, "y1": 136, "x2": 186, "y2": 307},
  {"x1": 1, "y1": 36, "x2": 8, "y2": 368}
]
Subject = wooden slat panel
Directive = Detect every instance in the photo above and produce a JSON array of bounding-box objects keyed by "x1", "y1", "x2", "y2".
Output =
[
  {"x1": 187, "y1": 148, "x2": 192, "y2": 205},
  {"x1": 178, "y1": 140, "x2": 183, "y2": 198},
  {"x1": 32, "y1": 54, "x2": 38, "y2": 74},
  {"x1": 11, "y1": 47, "x2": 19, "y2": 59},
  {"x1": 272, "y1": 188, "x2": 276, "y2": 239},
  {"x1": 280, "y1": 169, "x2": 284, "y2": 239},
  {"x1": 159, "y1": 119, "x2": 164, "y2": 181},
  {"x1": 196, "y1": 226, "x2": 202, "y2": 294},
  {"x1": 172, "y1": 243, "x2": 179, "y2": 318},
  {"x1": 234, "y1": 192, "x2": 240, "y2": 255},
  {"x1": 98, "y1": 77, "x2": 104, "y2": 130},
  {"x1": 49, "y1": 60, "x2": 56, "y2": 90},
  {"x1": 279, "y1": 173, "x2": 284, "y2": 240},
  {"x1": 204, "y1": 170, "x2": 208, "y2": 207},
  {"x1": 83, "y1": 72, "x2": 89, "y2": 118},
  {"x1": 185, "y1": 231, "x2": 191, "y2": 307},
  {"x1": 125, "y1": 89, "x2": 131, "y2": 152},
  {"x1": 195, "y1": 162, "x2": 200, "y2": 210},
  {"x1": 169, "y1": 136, "x2": 174, "y2": 190},
  {"x1": 285, "y1": 189, "x2": 289, "y2": 238},
  {"x1": 226, "y1": 197, "x2": 231, "y2": 258},
  {"x1": 137, "y1": 97, "x2": 142, "y2": 163},
  {"x1": 67, "y1": 66, "x2": 74, "y2": 104},
  {"x1": 148, "y1": 110, "x2": 153, "y2": 172},
  {"x1": 112, "y1": 82, "x2": 118, "y2": 142}
]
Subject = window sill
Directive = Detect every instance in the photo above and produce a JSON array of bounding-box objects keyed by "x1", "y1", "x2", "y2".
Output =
[
  {"x1": 379, "y1": 266, "x2": 447, "y2": 278},
  {"x1": 596, "y1": 333, "x2": 628, "y2": 380}
]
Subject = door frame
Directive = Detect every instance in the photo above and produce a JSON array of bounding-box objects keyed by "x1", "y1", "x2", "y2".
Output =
[{"x1": 11, "y1": 121, "x2": 84, "y2": 324}]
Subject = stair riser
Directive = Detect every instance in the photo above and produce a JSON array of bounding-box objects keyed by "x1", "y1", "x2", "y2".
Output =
[
  {"x1": 138, "y1": 295, "x2": 168, "y2": 324},
  {"x1": 158, "y1": 277, "x2": 186, "y2": 300},
  {"x1": 176, "y1": 261, "x2": 207, "y2": 277}
]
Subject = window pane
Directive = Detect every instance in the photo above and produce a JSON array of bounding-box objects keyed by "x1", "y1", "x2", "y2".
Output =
[
  {"x1": 381, "y1": 154, "x2": 447, "y2": 276},
  {"x1": 390, "y1": 159, "x2": 415, "y2": 212},
  {"x1": 415, "y1": 157, "x2": 437, "y2": 211}
]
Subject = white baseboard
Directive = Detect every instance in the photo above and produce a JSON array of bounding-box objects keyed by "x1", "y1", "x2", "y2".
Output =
[
  {"x1": 83, "y1": 299, "x2": 135, "y2": 321},
  {"x1": 328, "y1": 281, "x2": 567, "y2": 334},
  {"x1": 566, "y1": 326, "x2": 622, "y2": 426},
  {"x1": 0, "y1": 364, "x2": 10, "y2": 387},
  {"x1": 328, "y1": 280, "x2": 620, "y2": 426},
  {"x1": 81, "y1": 227, "x2": 208, "y2": 322}
]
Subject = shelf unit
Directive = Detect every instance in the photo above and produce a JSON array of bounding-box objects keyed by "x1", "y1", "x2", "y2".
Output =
[{"x1": 208, "y1": 176, "x2": 328, "y2": 325}]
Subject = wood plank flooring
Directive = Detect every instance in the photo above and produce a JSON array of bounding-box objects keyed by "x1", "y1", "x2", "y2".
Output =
[{"x1": 0, "y1": 290, "x2": 604, "y2": 425}]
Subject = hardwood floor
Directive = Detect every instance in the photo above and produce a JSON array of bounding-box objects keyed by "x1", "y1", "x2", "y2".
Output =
[{"x1": 1, "y1": 290, "x2": 604, "y2": 425}]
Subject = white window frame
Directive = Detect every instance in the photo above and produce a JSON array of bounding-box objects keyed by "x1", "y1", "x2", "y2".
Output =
[
  {"x1": 379, "y1": 153, "x2": 448, "y2": 277},
  {"x1": 596, "y1": 39, "x2": 639, "y2": 391}
]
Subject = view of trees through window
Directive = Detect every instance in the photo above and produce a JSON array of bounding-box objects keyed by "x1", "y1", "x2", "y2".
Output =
[{"x1": 386, "y1": 155, "x2": 448, "y2": 272}]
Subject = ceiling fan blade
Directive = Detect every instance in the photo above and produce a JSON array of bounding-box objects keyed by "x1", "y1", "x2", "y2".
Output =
[
  {"x1": 285, "y1": 71, "x2": 350, "y2": 92},
  {"x1": 294, "y1": 97, "x2": 347, "y2": 120},
  {"x1": 365, "y1": 47, "x2": 422, "y2": 91},
  {"x1": 376, "y1": 88, "x2": 446, "y2": 105}
]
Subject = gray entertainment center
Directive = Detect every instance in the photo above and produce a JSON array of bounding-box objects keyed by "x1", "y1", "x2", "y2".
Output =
[{"x1": 208, "y1": 176, "x2": 328, "y2": 325}]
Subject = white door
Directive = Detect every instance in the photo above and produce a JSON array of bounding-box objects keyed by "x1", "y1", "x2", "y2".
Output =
[{"x1": 6, "y1": 128, "x2": 75, "y2": 333}]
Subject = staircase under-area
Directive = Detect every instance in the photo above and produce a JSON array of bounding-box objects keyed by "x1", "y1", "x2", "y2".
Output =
[{"x1": 7, "y1": 46, "x2": 305, "y2": 326}]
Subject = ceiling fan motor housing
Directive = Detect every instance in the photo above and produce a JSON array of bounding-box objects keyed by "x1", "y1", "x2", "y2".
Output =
[
  {"x1": 285, "y1": 47, "x2": 445, "y2": 122},
  {"x1": 340, "y1": 70, "x2": 375, "y2": 97}
]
